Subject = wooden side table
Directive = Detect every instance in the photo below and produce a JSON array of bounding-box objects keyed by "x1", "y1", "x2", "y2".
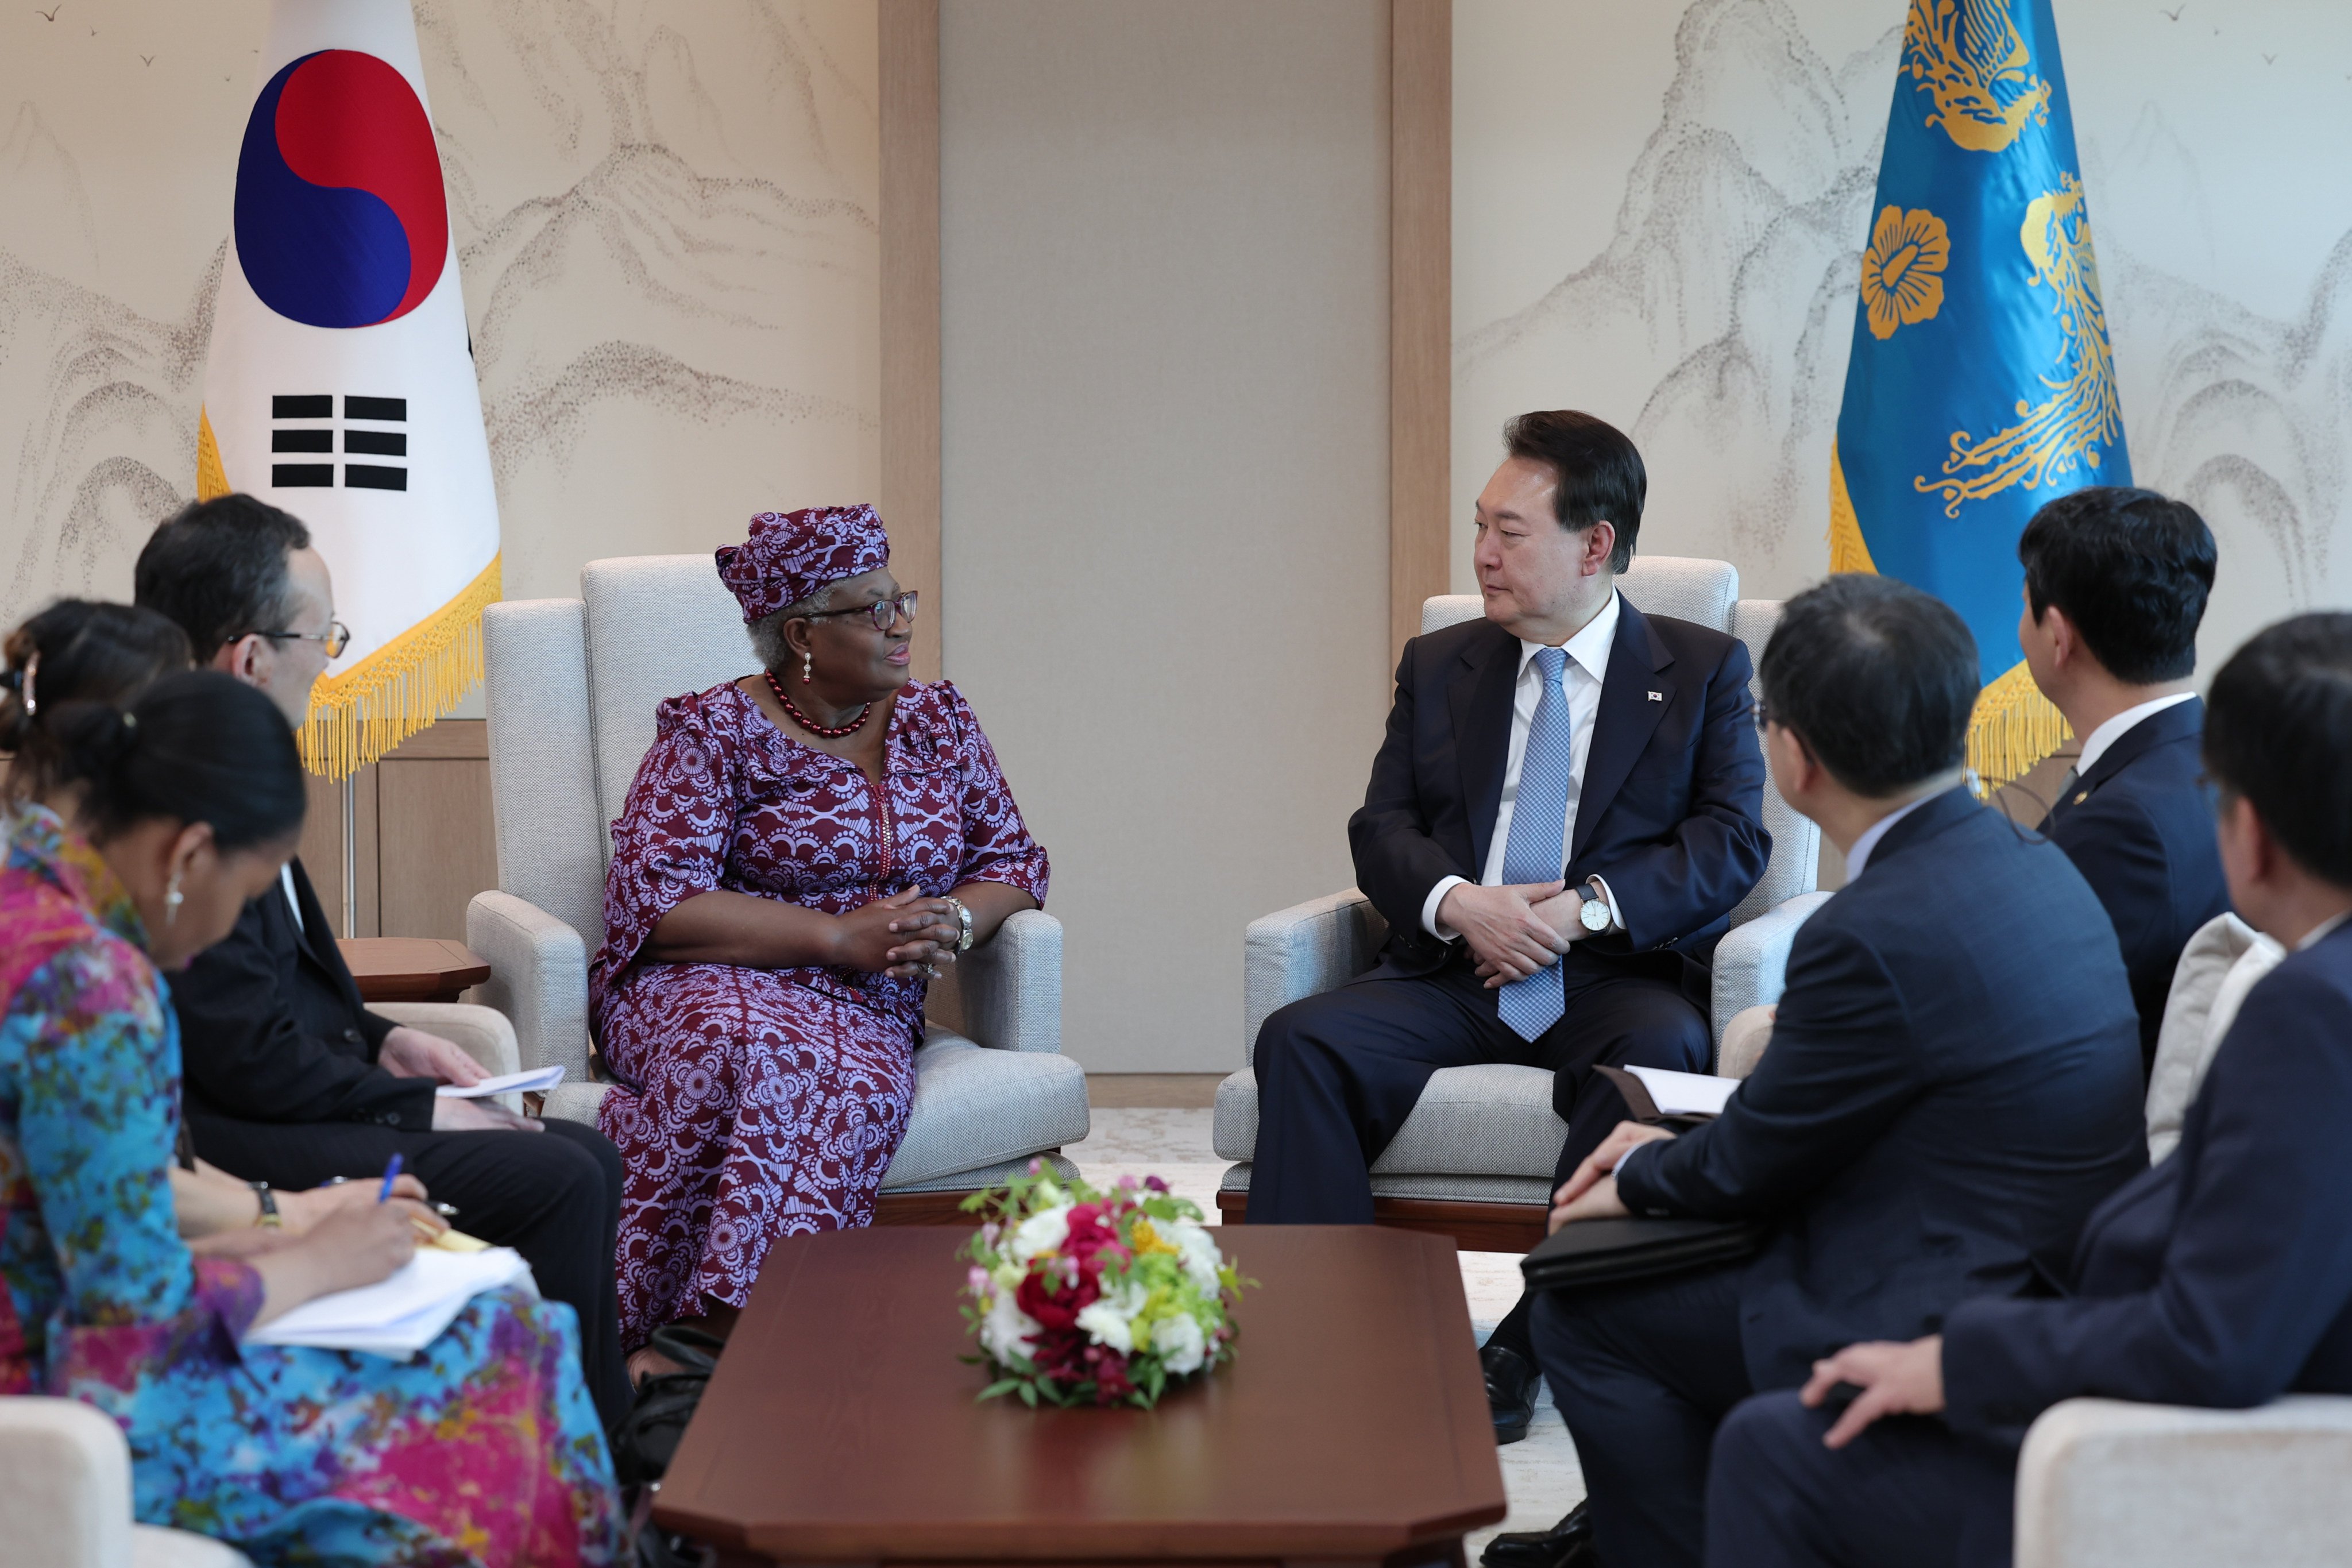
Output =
[
  {"x1": 337, "y1": 937, "x2": 491, "y2": 1003},
  {"x1": 656, "y1": 1226, "x2": 1507, "y2": 1567}
]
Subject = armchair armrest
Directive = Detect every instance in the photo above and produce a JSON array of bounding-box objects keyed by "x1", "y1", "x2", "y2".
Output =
[
  {"x1": 1242, "y1": 889, "x2": 1388, "y2": 1067},
  {"x1": 370, "y1": 1003, "x2": 522, "y2": 1078},
  {"x1": 2015, "y1": 1395, "x2": 2352, "y2": 1568},
  {"x1": 0, "y1": 1396, "x2": 131, "y2": 1568},
  {"x1": 465, "y1": 890, "x2": 590, "y2": 1082},
  {"x1": 371, "y1": 1002, "x2": 525, "y2": 1113},
  {"x1": 928, "y1": 908, "x2": 1063, "y2": 1053},
  {"x1": 1709, "y1": 891, "x2": 1831, "y2": 1049}
]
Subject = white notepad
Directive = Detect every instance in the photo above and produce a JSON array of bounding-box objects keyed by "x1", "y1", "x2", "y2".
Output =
[
  {"x1": 435, "y1": 1065, "x2": 565, "y2": 1099},
  {"x1": 246, "y1": 1246, "x2": 536, "y2": 1358},
  {"x1": 1626, "y1": 1065, "x2": 1741, "y2": 1118}
]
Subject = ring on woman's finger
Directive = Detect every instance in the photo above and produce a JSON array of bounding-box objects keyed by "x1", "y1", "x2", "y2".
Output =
[{"x1": 921, "y1": 963, "x2": 941, "y2": 979}]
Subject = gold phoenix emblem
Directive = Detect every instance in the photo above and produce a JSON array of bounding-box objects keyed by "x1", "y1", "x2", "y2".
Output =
[
  {"x1": 1903, "y1": 0, "x2": 2053, "y2": 154},
  {"x1": 1860, "y1": 206, "x2": 1952, "y2": 340},
  {"x1": 1915, "y1": 173, "x2": 2123, "y2": 516}
]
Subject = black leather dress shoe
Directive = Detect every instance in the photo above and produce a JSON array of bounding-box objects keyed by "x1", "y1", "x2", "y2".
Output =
[
  {"x1": 1480, "y1": 1342, "x2": 1539, "y2": 1445},
  {"x1": 1479, "y1": 1502, "x2": 1594, "y2": 1568}
]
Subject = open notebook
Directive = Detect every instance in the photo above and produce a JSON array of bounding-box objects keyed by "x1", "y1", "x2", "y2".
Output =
[
  {"x1": 246, "y1": 1246, "x2": 535, "y2": 1358},
  {"x1": 437, "y1": 1064, "x2": 565, "y2": 1099}
]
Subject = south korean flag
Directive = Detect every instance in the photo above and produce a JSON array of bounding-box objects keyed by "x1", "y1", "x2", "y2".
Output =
[{"x1": 195, "y1": 0, "x2": 499, "y2": 778}]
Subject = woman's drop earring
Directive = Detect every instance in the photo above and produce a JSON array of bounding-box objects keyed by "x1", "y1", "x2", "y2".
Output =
[
  {"x1": 802, "y1": 651, "x2": 813, "y2": 685},
  {"x1": 164, "y1": 872, "x2": 184, "y2": 926}
]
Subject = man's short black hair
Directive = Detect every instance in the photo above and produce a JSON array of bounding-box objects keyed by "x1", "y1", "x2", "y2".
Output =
[
  {"x1": 2018, "y1": 486, "x2": 2215, "y2": 684},
  {"x1": 1503, "y1": 410, "x2": 1646, "y2": 573},
  {"x1": 2204, "y1": 612, "x2": 2352, "y2": 888},
  {"x1": 133, "y1": 495, "x2": 312, "y2": 663},
  {"x1": 1759, "y1": 574, "x2": 1979, "y2": 798}
]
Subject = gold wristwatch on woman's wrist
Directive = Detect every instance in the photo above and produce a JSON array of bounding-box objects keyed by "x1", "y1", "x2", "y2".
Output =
[{"x1": 941, "y1": 895, "x2": 975, "y2": 952}]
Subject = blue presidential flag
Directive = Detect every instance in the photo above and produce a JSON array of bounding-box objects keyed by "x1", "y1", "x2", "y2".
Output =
[{"x1": 1829, "y1": 0, "x2": 2127, "y2": 786}]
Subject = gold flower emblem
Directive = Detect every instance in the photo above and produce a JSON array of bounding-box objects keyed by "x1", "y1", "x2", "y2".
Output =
[{"x1": 1860, "y1": 205, "x2": 1951, "y2": 340}]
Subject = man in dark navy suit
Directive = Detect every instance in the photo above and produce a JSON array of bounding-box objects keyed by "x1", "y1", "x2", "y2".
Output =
[
  {"x1": 2019, "y1": 486, "x2": 2230, "y2": 1069},
  {"x1": 1246, "y1": 411, "x2": 1772, "y2": 1445},
  {"x1": 1527, "y1": 576, "x2": 2146, "y2": 1568},
  {"x1": 1708, "y1": 612, "x2": 2352, "y2": 1568},
  {"x1": 135, "y1": 496, "x2": 631, "y2": 1428}
]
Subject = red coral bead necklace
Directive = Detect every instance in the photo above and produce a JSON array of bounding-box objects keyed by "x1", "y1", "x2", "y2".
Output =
[{"x1": 764, "y1": 669, "x2": 872, "y2": 738}]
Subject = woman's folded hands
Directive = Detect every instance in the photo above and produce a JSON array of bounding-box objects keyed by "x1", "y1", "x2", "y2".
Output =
[{"x1": 835, "y1": 885, "x2": 959, "y2": 977}]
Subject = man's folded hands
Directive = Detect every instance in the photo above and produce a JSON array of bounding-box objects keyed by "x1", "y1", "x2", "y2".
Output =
[
  {"x1": 1439, "y1": 879, "x2": 1568, "y2": 983},
  {"x1": 1547, "y1": 1121, "x2": 1676, "y2": 1232}
]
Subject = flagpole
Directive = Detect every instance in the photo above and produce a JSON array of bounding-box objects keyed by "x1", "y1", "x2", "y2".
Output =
[{"x1": 341, "y1": 773, "x2": 358, "y2": 938}]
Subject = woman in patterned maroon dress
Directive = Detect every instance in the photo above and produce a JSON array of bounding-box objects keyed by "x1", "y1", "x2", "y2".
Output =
[{"x1": 590, "y1": 506, "x2": 1049, "y2": 1355}]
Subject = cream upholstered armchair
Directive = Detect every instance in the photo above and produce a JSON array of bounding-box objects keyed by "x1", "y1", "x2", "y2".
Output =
[
  {"x1": 0, "y1": 1400, "x2": 252, "y2": 1567},
  {"x1": 1211, "y1": 557, "x2": 1826, "y2": 1250},
  {"x1": 464, "y1": 555, "x2": 1087, "y2": 1214}
]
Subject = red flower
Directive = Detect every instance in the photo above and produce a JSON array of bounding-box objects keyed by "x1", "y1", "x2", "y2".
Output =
[
  {"x1": 1015, "y1": 1261, "x2": 1099, "y2": 1332},
  {"x1": 1059, "y1": 1204, "x2": 1130, "y2": 1281}
]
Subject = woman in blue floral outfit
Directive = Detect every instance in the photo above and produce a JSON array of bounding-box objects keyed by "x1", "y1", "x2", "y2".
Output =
[{"x1": 0, "y1": 667, "x2": 621, "y2": 1566}]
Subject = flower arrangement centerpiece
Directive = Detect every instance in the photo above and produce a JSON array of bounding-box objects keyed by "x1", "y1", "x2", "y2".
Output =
[{"x1": 960, "y1": 1164, "x2": 1248, "y2": 1408}]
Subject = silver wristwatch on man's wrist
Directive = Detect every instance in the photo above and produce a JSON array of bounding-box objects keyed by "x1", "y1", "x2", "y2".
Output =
[{"x1": 1574, "y1": 880, "x2": 1613, "y2": 933}]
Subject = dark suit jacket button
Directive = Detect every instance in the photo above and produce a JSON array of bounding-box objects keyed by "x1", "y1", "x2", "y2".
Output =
[{"x1": 344, "y1": 1028, "x2": 364, "y2": 1044}]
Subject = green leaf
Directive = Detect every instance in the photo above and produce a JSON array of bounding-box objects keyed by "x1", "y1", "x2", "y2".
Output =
[{"x1": 976, "y1": 1378, "x2": 1024, "y2": 1403}]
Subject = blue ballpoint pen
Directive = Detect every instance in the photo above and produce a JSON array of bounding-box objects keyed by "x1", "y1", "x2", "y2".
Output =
[{"x1": 377, "y1": 1152, "x2": 403, "y2": 1203}]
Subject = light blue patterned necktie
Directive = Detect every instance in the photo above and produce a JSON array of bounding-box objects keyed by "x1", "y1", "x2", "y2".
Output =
[{"x1": 1497, "y1": 646, "x2": 1574, "y2": 1042}]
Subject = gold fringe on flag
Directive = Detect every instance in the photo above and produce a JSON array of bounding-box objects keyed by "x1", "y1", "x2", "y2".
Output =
[
  {"x1": 196, "y1": 408, "x2": 229, "y2": 502},
  {"x1": 1826, "y1": 440, "x2": 1878, "y2": 574},
  {"x1": 1966, "y1": 659, "x2": 2072, "y2": 800},
  {"x1": 298, "y1": 555, "x2": 502, "y2": 779},
  {"x1": 1828, "y1": 439, "x2": 2069, "y2": 795}
]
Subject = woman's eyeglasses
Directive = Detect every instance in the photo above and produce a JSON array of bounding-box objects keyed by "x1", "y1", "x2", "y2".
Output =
[
  {"x1": 256, "y1": 620, "x2": 352, "y2": 658},
  {"x1": 801, "y1": 592, "x2": 918, "y2": 633}
]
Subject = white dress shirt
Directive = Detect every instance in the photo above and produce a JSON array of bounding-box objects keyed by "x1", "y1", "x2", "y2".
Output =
[
  {"x1": 281, "y1": 863, "x2": 304, "y2": 933},
  {"x1": 1422, "y1": 592, "x2": 1625, "y2": 939},
  {"x1": 2298, "y1": 910, "x2": 2351, "y2": 952},
  {"x1": 2072, "y1": 690, "x2": 2199, "y2": 781}
]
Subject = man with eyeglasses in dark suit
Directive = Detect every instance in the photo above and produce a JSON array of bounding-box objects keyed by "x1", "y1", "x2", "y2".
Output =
[{"x1": 134, "y1": 493, "x2": 631, "y2": 1429}]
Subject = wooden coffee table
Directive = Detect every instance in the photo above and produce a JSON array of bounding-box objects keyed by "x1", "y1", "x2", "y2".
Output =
[{"x1": 655, "y1": 1226, "x2": 1508, "y2": 1567}]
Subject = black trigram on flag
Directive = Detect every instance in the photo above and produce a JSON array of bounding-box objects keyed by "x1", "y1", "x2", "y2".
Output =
[{"x1": 270, "y1": 395, "x2": 408, "y2": 491}]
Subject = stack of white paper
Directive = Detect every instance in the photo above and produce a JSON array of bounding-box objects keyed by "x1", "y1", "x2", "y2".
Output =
[
  {"x1": 247, "y1": 1246, "x2": 535, "y2": 1358},
  {"x1": 1627, "y1": 1065, "x2": 1743, "y2": 1117},
  {"x1": 435, "y1": 1065, "x2": 565, "y2": 1099}
]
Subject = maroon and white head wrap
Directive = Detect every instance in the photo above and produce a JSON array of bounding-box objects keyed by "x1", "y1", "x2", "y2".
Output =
[{"x1": 714, "y1": 505, "x2": 892, "y2": 623}]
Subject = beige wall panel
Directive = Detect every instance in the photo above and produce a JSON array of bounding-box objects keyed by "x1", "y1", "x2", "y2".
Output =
[
  {"x1": 377, "y1": 756, "x2": 498, "y2": 943},
  {"x1": 881, "y1": 0, "x2": 944, "y2": 683},
  {"x1": 939, "y1": 1, "x2": 1392, "y2": 1073}
]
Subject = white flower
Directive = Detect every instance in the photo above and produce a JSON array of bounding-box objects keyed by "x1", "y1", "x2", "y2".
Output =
[
  {"x1": 980, "y1": 1288, "x2": 1042, "y2": 1365},
  {"x1": 1165, "y1": 1218, "x2": 1224, "y2": 1295},
  {"x1": 1007, "y1": 1203, "x2": 1072, "y2": 1265},
  {"x1": 1075, "y1": 1284, "x2": 1145, "y2": 1355},
  {"x1": 1151, "y1": 1311, "x2": 1207, "y2": 1375}
]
